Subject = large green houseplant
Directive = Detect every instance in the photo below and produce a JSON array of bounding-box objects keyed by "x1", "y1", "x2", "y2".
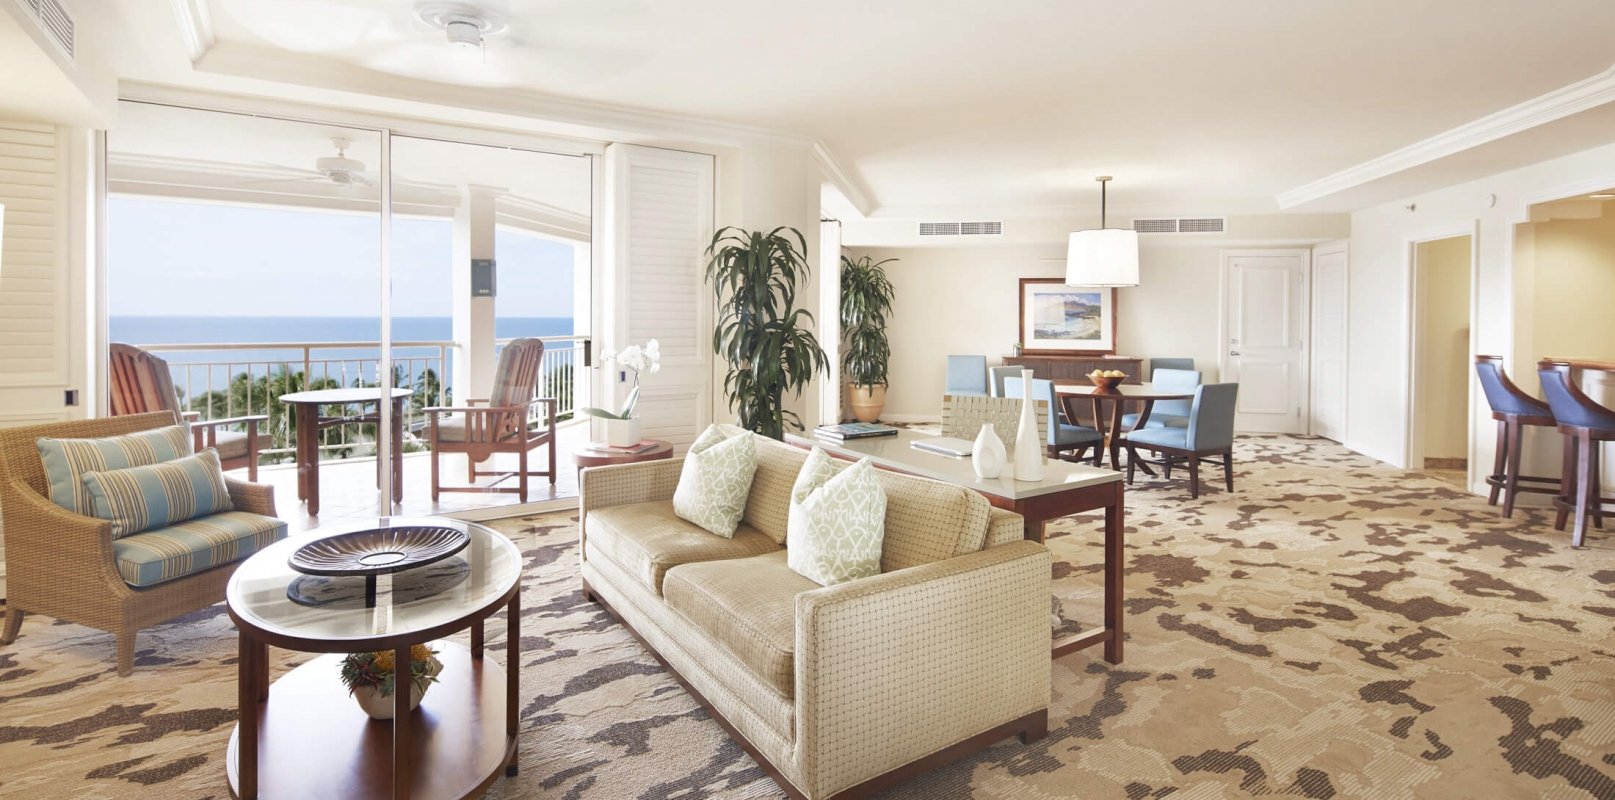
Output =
[
  {"x1": 705, "y1": 226, "x2": 829, "y2": 439},
  {"x1": 839, "y1": 254, "x2": 897, "y2": 422}
]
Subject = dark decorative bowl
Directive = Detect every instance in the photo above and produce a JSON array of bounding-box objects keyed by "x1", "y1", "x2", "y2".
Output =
[
  {"x1": 289, "y1": 523, "x2": 470, "y2": 577},
  {"x1": 1089, "y1": 374, "x2": 1126, "y2": 392}
]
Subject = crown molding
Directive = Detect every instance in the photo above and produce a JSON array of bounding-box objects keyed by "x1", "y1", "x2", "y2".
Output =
[
  {"x1": 812, "y1": 142, "x2": 872, "y2": 218},
  {"x1": 1277, "y1": 62, "x2": 1615, "y2": 209},
  {"x1": 168, "y1": 0, "x2": 216, "y2": 63}
]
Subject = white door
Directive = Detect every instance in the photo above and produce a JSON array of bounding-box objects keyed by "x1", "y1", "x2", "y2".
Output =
[
  {"x1": 1310, "y1": 241, "x2": 1347, "y2": 441},
  {"x1": 1222, "y1": 249, "x2": 1310, "y2": 434},
  {"x1": 599, "y1": 144, "x2": 714, "y2": 452},
  {"x1": 0, "y1": 122, "x2": 82, "y2": 428}
]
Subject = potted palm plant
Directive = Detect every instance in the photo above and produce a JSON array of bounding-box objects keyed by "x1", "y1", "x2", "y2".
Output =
[
  {"x1": 839, "y1": 254, "x2": 897, "y2": 422},
  {"x1": 705, "y1": 226, "x2": 829, "y2": 439}
]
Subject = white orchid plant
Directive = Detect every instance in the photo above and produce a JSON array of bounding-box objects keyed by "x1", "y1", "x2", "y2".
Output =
[{"x1": 582, "y1": 339, "x2": 661, "y2": 420}]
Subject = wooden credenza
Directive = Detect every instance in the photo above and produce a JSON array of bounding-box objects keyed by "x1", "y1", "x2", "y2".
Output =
[{"x1": 1002, "y1": 355, "x2": 1142, "y2": 382}]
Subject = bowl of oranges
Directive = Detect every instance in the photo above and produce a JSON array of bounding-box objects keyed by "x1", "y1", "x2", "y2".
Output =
[{"x1": 1087, "y1": 368, "x2": 1128, "y2": 392}]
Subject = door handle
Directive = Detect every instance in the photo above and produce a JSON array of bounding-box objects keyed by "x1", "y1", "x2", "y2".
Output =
[{"x1": 1229, "y1": 351, "x2": 1240, "y2": 356}]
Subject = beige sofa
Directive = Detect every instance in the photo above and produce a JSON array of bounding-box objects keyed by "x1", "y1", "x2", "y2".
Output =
[{"x1": 579, "y1": 429, "x2": 1052, "y2": 800}]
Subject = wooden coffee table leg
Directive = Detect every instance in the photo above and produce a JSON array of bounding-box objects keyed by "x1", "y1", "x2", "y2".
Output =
[
  {"x1": 1103, "y1": 482, "x2": 1125, "y2": 664},
  {"x1": 471, "y1": 616, "x2": 484, "y2": 660},
  {"x1": 394, "y1": 645, "x2": 413, "y2": 800},
  {"x1": 238, "y1": 630, "x2": 259, "y2": 800},
  {"x1": 506, "y1": 592, "x2": 521, "y2": 777}
]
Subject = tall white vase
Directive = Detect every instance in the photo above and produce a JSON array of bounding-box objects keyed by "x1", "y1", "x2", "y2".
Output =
[
  {"x1": 1012, "y1": 369, "x2": 1044, "y2": 482},
  {"x1": 972, "y1": 422, "x2": 1006, "y2": 479}
]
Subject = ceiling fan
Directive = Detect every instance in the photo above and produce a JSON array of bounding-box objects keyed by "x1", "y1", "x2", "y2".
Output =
[{"x1": 245, "y1": 138, "x2": 374, "y2": 188}]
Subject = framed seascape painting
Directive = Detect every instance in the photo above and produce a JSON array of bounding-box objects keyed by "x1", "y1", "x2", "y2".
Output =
[{"x1": 1018, "y1": 278, "x2": 1117, "y2": 355}]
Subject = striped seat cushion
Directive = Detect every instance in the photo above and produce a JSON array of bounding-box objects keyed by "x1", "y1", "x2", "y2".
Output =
[
  {"x1": 36, "y1": 425, "x2": 192, "y2": 516},
  {"x1": 81, "y1": 449, "x2": 235, "y2": 539},
  {"x1": 112, "y1": 511, "x2": 287, "y2": 588}
]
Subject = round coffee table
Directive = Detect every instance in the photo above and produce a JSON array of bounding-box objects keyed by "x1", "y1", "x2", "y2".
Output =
[
  {"x1": 572, "y1": 438, "x2": 674, "y2": 473},
  {"x1": 225, "y1": 517, "x2": 523, "y2": 800}
]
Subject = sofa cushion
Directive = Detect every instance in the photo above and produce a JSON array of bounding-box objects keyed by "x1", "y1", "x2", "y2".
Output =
[
  {"x1": 872, "y1": 470, "x2": 992, "y2": 572},
  {"x1": 208, "y1": 428, "x2": 252, "y2": 460},
  {"x1": 37, "y1": 425, "x2": 192, "y2": 517},
  {"x1": 787, "y1": 449, "x2": 886, "y2": 586},
  {"x1": 672, "y1": 424, "x2": 758, "y2": 537},
  {"x1": 112, "y1": 510, "x2": 287, "y2": 587},
  {"x1": 81, "y1": 448, "x2": 234, "y2": 538},
  {"x1": 743, "y1": 435, "x2": 810, "y2": 544},
  {"x1": 663, "y1": 551, "x2": 816, "y2": 698},
  {"x1": 586, "y1": 500, "x2": 780, "y2": 594}
]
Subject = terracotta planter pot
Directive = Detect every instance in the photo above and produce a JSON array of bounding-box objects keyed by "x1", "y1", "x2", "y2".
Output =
[{"x1": 848, "y1": 384, "x2": 887, "y2": 423}]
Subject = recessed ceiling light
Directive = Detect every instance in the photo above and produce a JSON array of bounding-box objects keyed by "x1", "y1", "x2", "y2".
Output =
[{"x1": 1589, "y1": 193, "x2": 1615, "y2": 199}]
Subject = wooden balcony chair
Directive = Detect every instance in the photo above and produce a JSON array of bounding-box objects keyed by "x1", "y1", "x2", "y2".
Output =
[
  {"x1": 109, "y1": 343, "x2": 266, "y2": 481},
  {"x1": 0, "y1": 412, "x2": 282, "y2": 675},
  {"x1": 426, "y1": 338, "x2": 558, "y2": 503}
]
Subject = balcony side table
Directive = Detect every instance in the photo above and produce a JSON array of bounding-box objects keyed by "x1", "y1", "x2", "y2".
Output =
[
  {"x1": 572, "y1": 439, "x2": 674, "y2": 476},
  {"x1": 279, "y1": 387, "x2": 411, "y2": 516},
  {"x1": 225, "y1": 517, "x2": 522, "y2": 800}
]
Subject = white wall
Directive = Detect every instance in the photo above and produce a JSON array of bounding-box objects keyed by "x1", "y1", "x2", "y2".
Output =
[
  {"x1": 844, "y1": 242, "x2": 1240, "y2": 420},
  {"x1": 1347, "y1": 139, "x2": 1615, "y2": 495},
  {"x1": 1412, "y1": 236, "x2": 1471, "y2": 463}
]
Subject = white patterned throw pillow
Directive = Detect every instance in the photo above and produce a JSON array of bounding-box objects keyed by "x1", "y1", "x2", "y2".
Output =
[
  {"x1": 672, "y1": 425, "x2": 758, "y2": 538},
  {"x1": 787, "y1": 448, "x2": 887, "y2": 586}
]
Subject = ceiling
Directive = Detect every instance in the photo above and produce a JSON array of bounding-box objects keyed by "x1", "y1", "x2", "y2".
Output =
[{"x1": 98, "y1": 0, "x2": 1615, "y2": 217}]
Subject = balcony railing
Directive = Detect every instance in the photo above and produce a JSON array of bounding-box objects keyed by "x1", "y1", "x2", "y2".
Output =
[{"x1": 137, "y1": 336, "x2": 587, "y2": 462}]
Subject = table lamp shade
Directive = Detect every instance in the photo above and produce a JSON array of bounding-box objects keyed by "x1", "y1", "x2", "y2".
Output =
[{"x1": 1066, "y1": 228, "x2": 1139, "y2": 287}]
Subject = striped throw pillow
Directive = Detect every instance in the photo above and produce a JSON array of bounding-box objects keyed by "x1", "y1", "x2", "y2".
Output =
[
  {"x1": 81, "y1": 449, "x2": 235, "y2": 539},
  {"x1": 36, "y1": 425, "x2": 193, "y2": 516}
]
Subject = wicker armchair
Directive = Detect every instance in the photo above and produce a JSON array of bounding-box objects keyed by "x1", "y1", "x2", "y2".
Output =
[{"x1": 0, "y1": 412, "x2": 278, "y2": 676}]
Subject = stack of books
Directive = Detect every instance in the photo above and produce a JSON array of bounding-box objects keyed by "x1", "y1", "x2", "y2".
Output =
[
  {"x1": 813, "y1": 422, "x2": 899, "y2": 442},
  {"x1": 581, "y1": 440, "x2": 661, "y2": 455}
]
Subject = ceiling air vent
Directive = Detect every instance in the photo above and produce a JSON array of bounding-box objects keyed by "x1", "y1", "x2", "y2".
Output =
[
  {"x1": 16, "y1": 0, "x2": 75, "y2": 59},
  {"x1": 919, "y1": 220, "x2": 1003, "y2": 237},
  {"x1": 1131, "y1": 217, "x2": 1225, "y2": 234}
]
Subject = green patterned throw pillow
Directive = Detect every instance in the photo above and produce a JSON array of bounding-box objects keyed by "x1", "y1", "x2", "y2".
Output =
[
  {"x1": 787, "y1": 448, "x2": 887, "y2": 586},
  {"x1": 672, "y1": 425, "x2": 758, "y2": 538}
]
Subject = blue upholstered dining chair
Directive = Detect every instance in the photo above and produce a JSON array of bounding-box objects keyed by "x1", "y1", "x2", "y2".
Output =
[
  {"x1": 1122, "y1": 383, "x2": 1239, "y2": 498},
  {"x1": 946, "y1": 355, "x2": 990, "y2": 397},
  {"x1": 1149, "y1": 357, "x2": 1195, "y2": 376},
  {"x1": 1004, "y1": 373, "x2": 1105, "y2": 464},
  {"x1": 988, "y1": 365, "x2": 1022, "y2": 398},
  {"x1": 1122, "y1": 368, "x2": 1201, "y2": 430},
  {"x1": 1475, "y1": 355, "x2": 1558, "y2": 518},
  {"x1": 1537, "y1": 360, "x2": 1615, "y2": 548}
]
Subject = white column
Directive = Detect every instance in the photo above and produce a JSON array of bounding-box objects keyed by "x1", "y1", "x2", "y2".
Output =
[
  {"x1": 452, "y1": 186, "x2": 501, "y2": 401},
  {"x1": 571, "y1": 241, "x2": 592, "y2": 413},
  {"x1": 818, "y1": 219, "x2": 843, "y2": 425}
]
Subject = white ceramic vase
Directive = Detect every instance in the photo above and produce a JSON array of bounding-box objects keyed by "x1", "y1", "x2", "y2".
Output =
[
  {"x1": 352, "y1": 656, "x2": 443, "y2": 720},
  {"x1": 972, "y1": 422, "x2": 1006, "y2": 479},
  {"x1": 602, "y1": 416, "x2": 642, "y2": 448},
  {"x1": 1012, "y1": 369, "x2": 1044, "y2": 482}
]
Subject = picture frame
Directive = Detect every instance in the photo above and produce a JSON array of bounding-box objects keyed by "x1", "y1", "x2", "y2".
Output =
[{"x1": 1018, "y1": 278, "x2": 1118, "y2": 355}]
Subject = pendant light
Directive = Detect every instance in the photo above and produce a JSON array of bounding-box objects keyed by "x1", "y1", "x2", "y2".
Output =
[{"x1": 1066, "y1": 176, "x2": 1140, "y2": 287}]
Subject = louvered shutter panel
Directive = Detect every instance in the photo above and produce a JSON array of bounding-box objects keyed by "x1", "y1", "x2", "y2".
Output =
[
  {"x1": 602, "y1": 145, "x2": 714, "y2": 451},
  {"x1": 0, "y1": 122, "x2": 67, "y2": 389}
]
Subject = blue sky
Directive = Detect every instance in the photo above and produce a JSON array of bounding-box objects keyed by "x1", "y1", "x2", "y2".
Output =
[{"x1": 108, "y1": 196, "x2": 577, "y2": 318}]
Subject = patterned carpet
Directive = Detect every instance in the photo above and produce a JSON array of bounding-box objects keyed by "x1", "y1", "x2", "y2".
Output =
[{"x1": 2, "y1": 435, "x2": 1613, "y2": 799}]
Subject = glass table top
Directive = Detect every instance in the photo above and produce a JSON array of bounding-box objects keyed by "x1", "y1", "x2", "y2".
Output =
[{"x1": 226, "y1": 517, "x2": 521, "y2": 648}]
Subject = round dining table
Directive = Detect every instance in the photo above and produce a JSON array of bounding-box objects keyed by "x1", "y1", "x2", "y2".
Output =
[{"x1": 1056, "y1": 382, "x2": 1196, "y2": 472}]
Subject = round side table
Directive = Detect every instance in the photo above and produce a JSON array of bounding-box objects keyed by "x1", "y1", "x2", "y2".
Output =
[
  {"x1": 573, "y1": 439, "x2": 674, "y2": 473},
  {"x1": 225, "y1": 517, "x2": 522, "y2": 800}
]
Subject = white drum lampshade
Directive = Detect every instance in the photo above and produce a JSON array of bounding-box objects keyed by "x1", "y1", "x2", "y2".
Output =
[
  {"x1": 1066, "y1": 227, "x2": 1139, "y2": 287},
  {"x1": 1066, "y1": 176, "x2": 1139, "y2": 287}
]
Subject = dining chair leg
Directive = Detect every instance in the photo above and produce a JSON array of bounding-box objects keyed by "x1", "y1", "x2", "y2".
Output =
[
  {"x1": 1125, "y1": 445, "x2": 1138, "y2": 485},
  {"x1": 1556, "y1": 435, "x2": 1576, "y2": 531},
  {"x1": 1223, "y1": 451, "x2": 1234, "y2": 492},
  {"x1": 1188, "y1": 457, "x2": 1201, "y2": 499},
  {"x1": 518, "y1": 446, "x2": 530, "y2": 503},
  {"x1": 1488, "y1": 419, "x2": 1507, "y2": 506},
  {"x1": 1573, "y1": 431, "x2": 1594, "y2": 548},
  {"x1": 1503, "y1": 419, "x2": 1525, "y2": 518},
  {"x1": 1162, "y1": 455, "x2": 1172, "y2": 480},
  {"x1": 430, "y1": 445, "x2": 441, "y2": 502}
]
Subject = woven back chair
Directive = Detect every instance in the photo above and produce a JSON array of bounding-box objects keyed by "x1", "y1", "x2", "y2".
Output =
[
  {"x1": 108, "y1": 342, "x2": 265, "y2": 480},
  {"x1": 426, "y1": 338, "x2": 558, "y2": 503},
  {"x1": 0, "y1": 412, "x2": 278, "y2": 675}
]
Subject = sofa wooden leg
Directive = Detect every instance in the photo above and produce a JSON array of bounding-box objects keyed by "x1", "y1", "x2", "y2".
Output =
[
  {"x1": 1, "y1": 608, "x2": 22, "y2": 644},
  {"x1": 116, "y1": 633, "x2": 136, "y2": 677},
  {"x1": 1019, "y1": 709, "x2": 1049, "y2": 744}
]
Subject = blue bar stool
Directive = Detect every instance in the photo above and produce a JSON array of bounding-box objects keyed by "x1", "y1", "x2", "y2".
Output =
[
  {"x1": 1537, "y1": 359, "x2": 1614, "y2": 547},
  {"x1": 1474, "y1": 356, "x2": 1559, "y2": 517}
]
